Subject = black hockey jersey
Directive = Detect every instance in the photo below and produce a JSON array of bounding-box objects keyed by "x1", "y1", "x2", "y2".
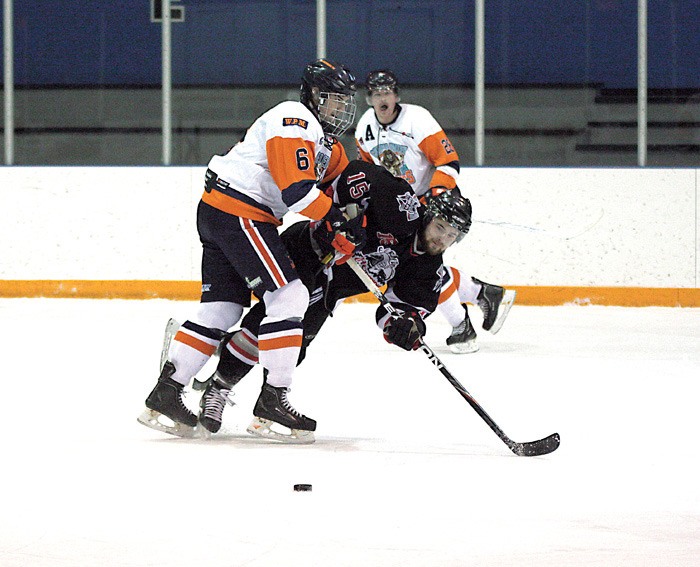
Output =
[{"x1": 325, "y1": 160, "x2": 447, "y2": 316}]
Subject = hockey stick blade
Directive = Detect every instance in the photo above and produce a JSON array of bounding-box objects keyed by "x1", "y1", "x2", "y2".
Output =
[
  {"x1": 510, "y1": 433, "x2": 560, "y2": 457},
  {"x1": 419, "y1": 340, "x2": 560, "y2": 457},
  {"x1": 346, "y1": 257, "x2": 560, "y2": 457}
]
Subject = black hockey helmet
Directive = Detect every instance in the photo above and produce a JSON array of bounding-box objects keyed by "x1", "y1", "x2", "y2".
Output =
[
  {"x1": 300, "y1": 59, "x2": 357, "y2": 136},
  {"x1": 424, "y1": 191, "x2": 472, "y2": 242},
  {"x1": 365, "y1": 69, "x2": 399, "y2": 94}
]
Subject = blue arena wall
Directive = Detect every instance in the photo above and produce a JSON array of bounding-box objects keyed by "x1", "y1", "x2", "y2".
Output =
[{"x1": 5, "y1": 0, "x2": 699, "y2": 88}]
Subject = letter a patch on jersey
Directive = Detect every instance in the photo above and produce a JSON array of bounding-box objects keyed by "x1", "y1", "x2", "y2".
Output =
[{"x1": 364, "y1": 125, "x2": 375, "y2": 141}]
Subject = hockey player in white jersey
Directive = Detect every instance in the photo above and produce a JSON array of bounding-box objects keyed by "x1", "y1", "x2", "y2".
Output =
[
  {"x1": 355, "y1": 69, "x2": 515, "y2": 353},
  {"x1": 138, "y1": 59, "x2": 365, "y2": 441}
]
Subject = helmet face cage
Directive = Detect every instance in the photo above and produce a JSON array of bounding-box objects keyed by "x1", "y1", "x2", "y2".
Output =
[
  {"x1": 317, "y1": 91, "x2": 357, "y2": 136},
  {"x1": 300, "y1": 59, "x2": 357, "y2": 135},
  {"x1": 425, "y1": 192, "x2": 472, "y2": 243}
]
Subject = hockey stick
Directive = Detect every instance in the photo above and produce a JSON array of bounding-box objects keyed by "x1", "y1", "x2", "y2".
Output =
[{"x1": 346, "y1": 257, "x2": 560, "y2": 457}]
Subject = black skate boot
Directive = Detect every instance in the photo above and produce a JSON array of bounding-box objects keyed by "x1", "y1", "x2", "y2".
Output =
[
  {"x1": 198, "y1": 374, "x2": 236, "y2": 434},
  {"x1": 247, "y1": 374, "x2": 316, "y2": 444},
  {"x1": 137, "y1": 361, "x2": 198, "y2": 437},
  {"x1": 446, "y1": 304, "x2": 479, "y2": 354},
  {"x1": 473, "y1": 277, "x2": 516, "y2": 334}
]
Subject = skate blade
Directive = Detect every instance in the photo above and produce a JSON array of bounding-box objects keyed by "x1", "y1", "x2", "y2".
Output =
[
  {"x1": 194, "y1": 422, "x2": 212, "y2": 439},
  {"x1": 488, "y1": 289, "x2": 516, "y2": 335},
  {"x1": 137, "y1": 408, "x2": 199, "y2": 439},
  {"x1": 246, "y1": 417, "x2": 315, "y2": 445},
  {"x1": 448, "y1": 339, "x2": 479, "y2": 354}
]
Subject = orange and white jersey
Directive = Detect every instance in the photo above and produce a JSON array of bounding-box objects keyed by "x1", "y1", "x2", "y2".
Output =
[
  {"x1": 205, "y1": 100, "x2": 348, "y2": 224},
  {"x1": 355, "y1": 103, "x2": 460, "y2": 197}
]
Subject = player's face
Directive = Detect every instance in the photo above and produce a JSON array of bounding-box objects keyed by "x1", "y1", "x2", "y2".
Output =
[
  {"x1": 367, "y1": 87, "x2": 399, "y2": 124},
  {"x1": 322, "y1": 92, "x2": 353, "y2": 118},
  {"x1": 316, "y1": 91, "x2": 357, "y2": 135},
  {"x1": 420, "y1": 217, "x2": 460, "y2": 255}
]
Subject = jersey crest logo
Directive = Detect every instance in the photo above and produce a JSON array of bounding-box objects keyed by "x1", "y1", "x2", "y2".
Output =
[
  {"x1": 283, "y1": 117, "x2": 308, "y2": 129},
  {"x1": 376, "y1": 231, "x2": 398, "y2": 246},
  {"x1": 314, "y1": 148, "x2": 331, "y2": 181},
  {"x1": 378, "y1": 148, "x2": 404, "y2": 178},
  {"x1": 396, "y1": 192, "x2": 420, "y2": 221},
  {"x1": 356, "y1": 246, "x2": 400, "y2": 285},
  {"x1": 372, "y1": 142, "x2": 414, "y2": 182}
]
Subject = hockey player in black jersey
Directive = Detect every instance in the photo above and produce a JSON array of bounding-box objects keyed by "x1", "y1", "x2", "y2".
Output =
[{"x1": 196, "y1": 160, "x2": 472, "y2": 442}]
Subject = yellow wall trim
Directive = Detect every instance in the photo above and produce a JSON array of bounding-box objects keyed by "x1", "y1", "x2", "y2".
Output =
[{"x1": 1, "y1": 280, "x2": 698, "y2": 307}]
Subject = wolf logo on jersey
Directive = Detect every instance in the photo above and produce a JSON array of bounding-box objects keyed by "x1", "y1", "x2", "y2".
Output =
[
  {"x1": 373, "y1": 142, "x2": 410, "y2": 180},
  {"x1": 356, "y1": 246, "x2": 400, "y2": 286},
  {"x1": 378, "y1": 148, "x2": 405, "y2": 177}
]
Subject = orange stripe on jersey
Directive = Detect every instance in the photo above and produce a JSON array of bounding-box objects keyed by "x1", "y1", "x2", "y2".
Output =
[
  {"x1": 174, "y1": 331, "x2": 218, "y2": 356},
  {"x1": 418, "y1": 130, "x2": 460, "y2": 167},
  {"x1": 201, "y1": 190, "x2": 282, "y2": 226},
  {"x1": 322, "y1": 140, "x2": 350, "y2": 184},
  {"x1": 242, "y1": 218, "x2": 288, "y2": 288},
  {"x1": 258, "y1": 334, "x2": 304, "y2": 351},
  {"x1": 298, "y1": 192, "x2": 332, "y2": 220},
  {"x1": 430, "y1": 170, "x2": 458, "y2": 191},
  {"x1": 266, "y1": 136, "x2": 316, "y2": 192}
]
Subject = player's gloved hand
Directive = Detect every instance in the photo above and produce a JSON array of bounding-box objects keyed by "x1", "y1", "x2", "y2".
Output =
[
  {"x1": 314, "y1": 205, "x2": 367, "y2": 264},
  {"x1": 383, "y1": 310, "x2": 426, "y2": 351},
  {"x1": 420, "y1": 186, "x2": 450, "y2": 206}
]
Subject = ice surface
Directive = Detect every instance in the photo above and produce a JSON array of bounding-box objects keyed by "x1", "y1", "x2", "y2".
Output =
[{"x1": 1, "y1": 298, "x2": 698, "y2": 566}]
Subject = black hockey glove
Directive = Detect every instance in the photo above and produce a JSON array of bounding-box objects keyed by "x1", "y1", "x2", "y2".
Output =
[
  {"x1": 313, "y1": 205, "x2": 367, "y2": 264},
  {"x1": 383, "y1": 310, "x2": 426, "y2": 351}
]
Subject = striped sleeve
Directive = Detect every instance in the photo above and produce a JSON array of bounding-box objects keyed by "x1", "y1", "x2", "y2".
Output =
[
  {"x1": 265, "y1": 135, "x2": 332, "y2": 221},
  {"x1": 417, "y1": 130, "x2": 460, "y2": 189},
  {"x1": 322, "y1": 140, "x2": 350, "y2": 185}
]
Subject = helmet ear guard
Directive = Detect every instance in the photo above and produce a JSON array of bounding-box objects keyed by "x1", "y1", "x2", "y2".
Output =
[{"x1": 424, "y1": 191, "x2": 472, "y2": 242}]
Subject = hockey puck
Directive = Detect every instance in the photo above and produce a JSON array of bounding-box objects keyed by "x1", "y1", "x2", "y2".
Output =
[{"x1": 293, "y1": 484, "x2": 312, "y2": 492}]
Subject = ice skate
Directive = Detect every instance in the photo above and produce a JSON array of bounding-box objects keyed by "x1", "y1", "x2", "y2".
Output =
[
  {"x1": 446, "y1": 305, "x2": 479, "y2": 354},
  {"x1": 198, "y1": 373, "x2": 236, "y2": 434},
  {"x1": 137, "y1": 361, "x2": 198, "y2": 437},
  {"x1": 246, "y1": 377, "x2": 316, "y2": 444},
  {"x1": 473, "y1": 277, "x2": 516, "y2": 334}
]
